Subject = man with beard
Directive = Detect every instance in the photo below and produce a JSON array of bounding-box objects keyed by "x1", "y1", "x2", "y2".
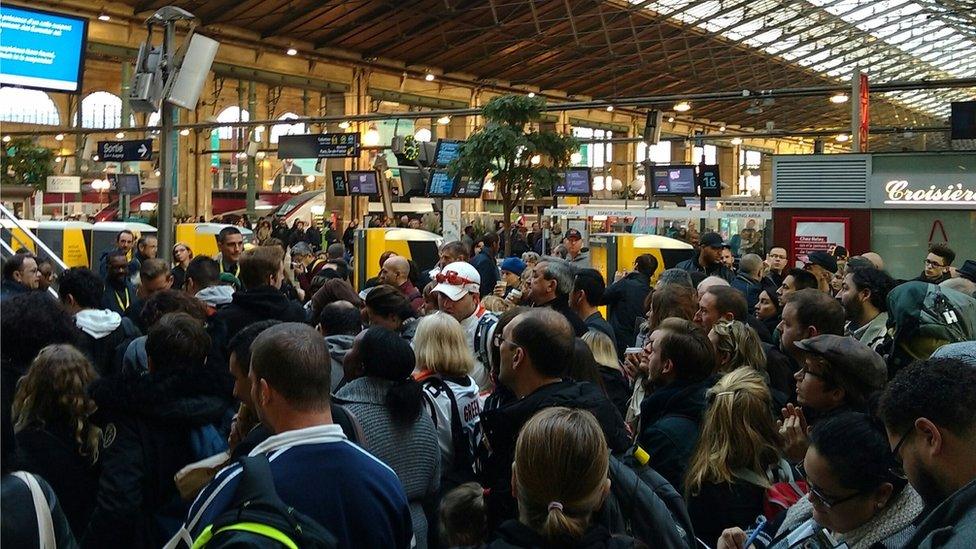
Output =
[
  {"x1": 837, "y1": 267, "x2": 895, "y2": 352},
  {"x1": 881, "y1": 357, "x2": 976, "y2": 548}
]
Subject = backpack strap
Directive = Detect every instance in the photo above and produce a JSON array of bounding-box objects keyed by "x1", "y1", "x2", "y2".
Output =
[
  {"x1": 331, "y1": 403, "x2": 366, "y2": 446},
  {"x1": 12, "y1": 472, "x2": 56, "y2": 549},
  {"x1": 421, "y1": 376, "x2": 467, "y2": 461}
]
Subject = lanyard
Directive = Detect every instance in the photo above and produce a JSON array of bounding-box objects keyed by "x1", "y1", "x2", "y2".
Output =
[
  {"x1": 220, "y1": 260, "x2": 240, "y2": 278},
  {"x1": 115, "y1": 287, "x2": 130, "y2": 311}
]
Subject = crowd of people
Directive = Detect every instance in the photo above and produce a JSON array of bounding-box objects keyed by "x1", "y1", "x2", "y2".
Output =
[{"x1": 1, "y1": 219, "x2": 975, "y2": 549}]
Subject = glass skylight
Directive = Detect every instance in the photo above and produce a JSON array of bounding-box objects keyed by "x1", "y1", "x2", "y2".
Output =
[{"x1": 631, "y1": 0, "x2": 976, "y2": 121}]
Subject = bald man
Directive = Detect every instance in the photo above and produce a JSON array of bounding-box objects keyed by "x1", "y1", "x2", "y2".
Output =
[
  {"x1": 861, "y1": 252, "x2": 884, "y2": 270},
  {"x1": 379, "y1": 255, "x2": 423, "y2": 314}
]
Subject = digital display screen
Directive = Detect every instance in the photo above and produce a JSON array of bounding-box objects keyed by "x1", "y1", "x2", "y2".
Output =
[
  {"x1": 0, "y1": 6, "x2": 88, "y2": 93},
  {"x1": 455, "y1": 174, "x2": 484, "y2": 198},
  {"x1": 346, "y1": 170, "x2": 378, "y2": 195},
  {"x1": 652, "y1": 165, "x2": 697, "y2": 196},
  {"x1": 427, "y1": 169, "x2": 456, "y2": 197},
  {"x1": 554, "y1": 168, "x2": 592, "y2": 196},
  {"x1": 331, "y1": 171, "x2": 348, "y2": 196},
  {"x1": 433, "y1": 139, "x2": 462, "y2": 168},
  {"x1": 108, "y1": 173, "x2": 141, "y2": 195}
]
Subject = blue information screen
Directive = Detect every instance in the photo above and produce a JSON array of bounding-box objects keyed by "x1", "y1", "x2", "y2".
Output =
[
  {"x1": 427, "y1": 169, "x2": 456, "y2": 197},
  {"x1": 433, "y1": 140, "x2": 461, "y2": 168},
  {"x1": 0, "y1": 6, "x2": 88, "y2": 93},
  {"x1": 554, "y1": 168, "x2": 592, "y2": 196}
]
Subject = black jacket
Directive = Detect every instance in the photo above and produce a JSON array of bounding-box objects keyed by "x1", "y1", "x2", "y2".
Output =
[
  {"x1": 0, "y1": 280, "x2": 30, "y2": 301},
  {"x1": 731, "y1": 273, "x2": 763, "y2": 313},
  {"x1": 584, "y1": 312, "x2": 618, "y2": 348},
  {"x1": 599, "y1": 366, "x2": 632, "y2": 421},
  {"x1": 537, "y1": 295, "x2": 588, "y2": 337},
  {"x1": 76, "y1": 319, "x2": 141, "y2": 379},
  {"x1": 636, "y1": 376, "x2": 716, "y2": 489},
  {"x1": 101, "y1": 280, "x2": 137, "y2": 316},
  {"x1": 14, "y1": 421, "x2": 101, "y2": 536},
  {"x1": 602, "y1": 272, "x2": 651, "y2": 357},
  {"x1": 675, "y1": 256, "x2": 734, "y2": 282},
  {"x1": 83, "y1": 366, "x2": 230, "y2": 548},
  {"x1": 1, "y1": 473, "x2": 78, "y2": 549},
  {"x1": 214, "y1": 285, "x2": 307, "y2": 338},
  {"x1": 480, "y1": 380, "x2": 630, "y2": 531},
  {"x1": 485, "y1": 519, "x2": 640, "y2": 549},
  {"x1": 687, "y1": 480, "x2": 766, "y2": 547}
]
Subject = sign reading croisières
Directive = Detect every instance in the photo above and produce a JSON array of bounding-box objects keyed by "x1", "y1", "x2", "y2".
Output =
[{"x1": 883, "y1": 180, "x2": 976, "y2": 206}]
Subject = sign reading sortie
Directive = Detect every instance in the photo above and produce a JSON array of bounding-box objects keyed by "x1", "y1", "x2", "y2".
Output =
[{"x1": 884, "y1": 180, "x2": 976, "y2": 205}]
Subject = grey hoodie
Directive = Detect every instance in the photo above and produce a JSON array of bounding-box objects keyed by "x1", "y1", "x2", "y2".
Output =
[
  {"x1": 195, "y1": 285, "x2": 235, "y2": 308},
  {"x1": 325, "y1": 334, "x2": 356, "y2": 392}
]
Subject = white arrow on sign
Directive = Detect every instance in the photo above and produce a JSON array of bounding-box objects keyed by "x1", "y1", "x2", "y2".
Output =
[{"x1": 138, "y1": 144, "x2": 149, "y2": 158}]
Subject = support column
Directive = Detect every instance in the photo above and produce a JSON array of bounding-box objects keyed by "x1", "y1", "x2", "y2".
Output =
[
  {"x1": 246, "y1": 80, "x2": 257, "y2": 217},
  {"x1": 120, "y1": 61, "x2": 132, "y2": 220}
]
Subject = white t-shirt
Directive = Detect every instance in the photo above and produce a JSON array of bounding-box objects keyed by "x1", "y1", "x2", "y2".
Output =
[
  {"x1": 420, "y1": 374, "x2": 483, "y2": 470},
  {"x1": 460, "y1": 307, "x2": 491, "y2": 390}
]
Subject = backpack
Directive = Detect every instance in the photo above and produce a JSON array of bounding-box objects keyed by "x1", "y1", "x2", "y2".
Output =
[
  {"x1": 737, "y1": 459, "x2": 808, "y2": 521},
  {"x1": 189, "y1": 424, "x2": 230, "y2": 462},
  {"x1": 192, "y1": 454, "x2": 338, "y2": 549},
  {"x1": 421, "y1": 376, "x2": 477, "y2": 491},
  {"x1": 883, "y1": 282, "x2": 976, "y2": 375},
  {"x1": 596, "y1": 452, "x2": 695, "y2": 549}
]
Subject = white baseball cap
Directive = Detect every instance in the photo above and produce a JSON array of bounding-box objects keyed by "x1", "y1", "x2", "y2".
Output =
[{"x1": 432, "y1": 261, "x2": 481, "y2": 301}]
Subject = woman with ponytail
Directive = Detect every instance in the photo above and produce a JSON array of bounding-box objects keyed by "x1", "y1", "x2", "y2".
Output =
[
  {"x1": 335, "y1": 326, "x2": 441, "y2": 548},
  {"x1": 486, "y1": 406, "x2": 639, "y2": 548}
]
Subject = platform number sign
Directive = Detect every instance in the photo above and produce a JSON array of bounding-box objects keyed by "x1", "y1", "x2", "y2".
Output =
[{"x1": 698, "y1": 165, "x2": 721, "y2": 198}]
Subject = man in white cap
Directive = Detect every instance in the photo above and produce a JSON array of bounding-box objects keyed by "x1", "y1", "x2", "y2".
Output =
[{"x1": 432, "y1": 261, "x2": 492, "y2": 390}]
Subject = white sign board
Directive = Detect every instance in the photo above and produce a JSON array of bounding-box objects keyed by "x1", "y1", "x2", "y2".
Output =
[
  {"x1": 442, "y1": 199, "x2": 462, "y2": 242},
  {"x1": 46, "y1": 176, "x2": 81, "y2": 194}
]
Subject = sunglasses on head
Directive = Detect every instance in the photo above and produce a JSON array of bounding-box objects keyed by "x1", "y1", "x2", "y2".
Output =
[{"x1": 435, "y1": 270, "x2": 475, "y2": 286}]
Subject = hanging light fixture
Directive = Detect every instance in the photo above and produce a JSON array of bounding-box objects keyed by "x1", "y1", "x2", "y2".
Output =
[
  {"x1": 606, "y1": 105, "x2": 614, "y2": 112},
  {"x1": 667, "y1": 116, "x2": 675, "y2": 123},
  {"x1": 437, "y1": 115, "x2": 451, "y2": 125},
  {"x1": 730, "y1": 137, "x2": 743, "y2": 145},
  {"x1": 673, "y1": 101, "x2": 691, "y2": 112},
  {"x1": 363, "y1": 123, "x2": 380, "y2": 146},
  {"x1": 98, "y1": 13, "x2": 111, "y2": 21},
  {"x1": 719, "y1": 125, "x2": 726, "y2": 132},
  {"x1": 115, "y1": 131, "x2": 125, "y2": 139},
  {"x1": 338, "y1": 121, "x2": 350, "y2": 130},
  {"x1": 179, "y1": 128, "x2": 190, "y2": 136},
  {"x1": 835, "y1": 133, "x2": 850, "y2": 142},
  {"x1": 830, "y1": 93, "x2": 849, "y2": 104},
  {"x1": 55, "y1": 133, "x2": 64, "y2": 141},
  {"x1": 527, "y1": 92, "x2": 536, "y2": 98},
  {"x1": 424, "y1": 72, "x2": 435, "y2": 81},
  {"x1": 414, "y1": 127, "x2": 432, "y2": 142},
  {"x1": 286, "y1": 47, "x2": 298, "y2": 56}
]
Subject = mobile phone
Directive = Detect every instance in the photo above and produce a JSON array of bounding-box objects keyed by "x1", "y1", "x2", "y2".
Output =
[{"x1": 624, "y1": 347, "x2": 643, "y2": 355}]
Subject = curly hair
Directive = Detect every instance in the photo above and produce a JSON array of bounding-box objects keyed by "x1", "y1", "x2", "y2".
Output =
[
  {"x1": 12, "y1": 344, "x2": 102, "y2": 463},
  {"x1": 0, "y1": 293, "x2": 78, "y2": 369}
]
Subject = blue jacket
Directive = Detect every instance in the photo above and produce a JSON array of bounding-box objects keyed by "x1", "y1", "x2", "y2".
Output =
[
  {"x1": 470, "y1": 249, "x2": 499, "y2": 297},
  {"x1": 731, "y1": 273, "x2": 763, "y2": 312},
  {"x1": 179, "y1": 424, "x2": 413, "y2": 549}
]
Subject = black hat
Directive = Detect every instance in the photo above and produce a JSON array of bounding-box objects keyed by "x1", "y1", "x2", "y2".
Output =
[
  {"x1": 565, "y1": 228, "x2": 583, "y2": 240},
  {"x1": 959, "y1": 259, "x2": 976, "y2": 283},
  {"x1": 795, "y1": 335, "x2": 887, "y2": 392},
  {"x1": 806, "y1": 251, "x2": 838, "y2": 274},
  {"x1": 700, "y1": 232, "x2": 724, "y2": 249}
]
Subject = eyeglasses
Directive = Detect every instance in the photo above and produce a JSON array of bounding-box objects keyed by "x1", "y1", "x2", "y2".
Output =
[
  {"x1": 435, "y1": 270, "x2": 476, "y2": 286},
  {"x1": 888, "y1": 426, "x2": 914, "y2": 480},
  {"x1": 797, "y1": 365, "x2": 827, "y2": 381},
  {"x1": 796, "y1": 462, "x2": 864, "y2": 510},
  {"x1": 491, "y1": 332, "x2": 520, "y2": 349},
  {"x1": 924, "y1": 259, "x2": 946, "y2": 268}
]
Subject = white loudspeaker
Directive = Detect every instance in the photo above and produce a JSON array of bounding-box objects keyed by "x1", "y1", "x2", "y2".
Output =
[
  {"x1": 245, "y1": 141, "x2": 259, "y2": 157},
  {"x1": 167, "y1": 34, "x2": 219, "y2": 110}
]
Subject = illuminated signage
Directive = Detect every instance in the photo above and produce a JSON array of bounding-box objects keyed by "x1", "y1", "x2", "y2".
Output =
[{"x1": 884, "y1": 180, "x2": 976, "y2": 206}]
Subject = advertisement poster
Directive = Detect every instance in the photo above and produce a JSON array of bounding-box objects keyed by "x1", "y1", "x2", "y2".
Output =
[{"x1": 790, "y1": 217, "x2": 849, "y2": 267}]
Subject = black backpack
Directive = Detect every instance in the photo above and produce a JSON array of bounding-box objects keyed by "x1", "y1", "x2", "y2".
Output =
[
  {"x1": 596, "y1": 453, "x2": 696, "y2": 549},
  {"x1": 421, "y1": 376, "x2": 478, "y2": 491},
  {"x1": 192, "y1": 454, "x2": 337, "y2": 549}
]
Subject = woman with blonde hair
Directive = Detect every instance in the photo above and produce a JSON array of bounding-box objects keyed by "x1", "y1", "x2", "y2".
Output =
[
  {"x1": 581, "y1": 330, "x2": 630, "y2": 419},
  {"x1": 487, "y1": 406, "x2": 636, "y2": 548},
  {"x1": 11, "y1": 344, "x2": 103, "y2": 534},
  {"x1": 684, "y1": 368, "x2": 789, "y2": 545},
  {"x1": 413, "y1": 312, "x2": 482, "y2": 489},
  {"x1": 171, "y1": 241, "x2": 193, "y2": 289},
  {"x1": 710, "y1": 319, "x2": 792, "y2": 405}
]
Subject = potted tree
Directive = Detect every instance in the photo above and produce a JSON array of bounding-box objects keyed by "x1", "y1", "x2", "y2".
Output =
[
  {"x1": 2, "y1": 138, "x2": 55, "y2": 189},
  {"x1": 449, "y1": 95, "x2": 579, "y2": 257}
]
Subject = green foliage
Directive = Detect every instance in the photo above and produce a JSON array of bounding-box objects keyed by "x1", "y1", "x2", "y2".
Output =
[
  {"x1": 449, "y1": 94, "x2": 579, "y2": 255},
  {"x1": 1, "y1": 138, "x2": 55, "y2": 188}
]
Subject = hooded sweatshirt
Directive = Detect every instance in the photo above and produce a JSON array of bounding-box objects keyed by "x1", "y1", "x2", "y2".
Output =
[
  {"x1": 76, "y1": 308, "x2": 122, "y2": 338},
  {"x1": 324, "y1": 334, "x2": 356, "y2": 392},
  {"x1": 74, "y1": 308, "x2": 140, "y2": 378},
  {"x1": 195, "y1": 285, "x2": 235, "y2": 308},
  {"x1": 214, "y1": 285, "x2": 307, "y2": 337}
]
